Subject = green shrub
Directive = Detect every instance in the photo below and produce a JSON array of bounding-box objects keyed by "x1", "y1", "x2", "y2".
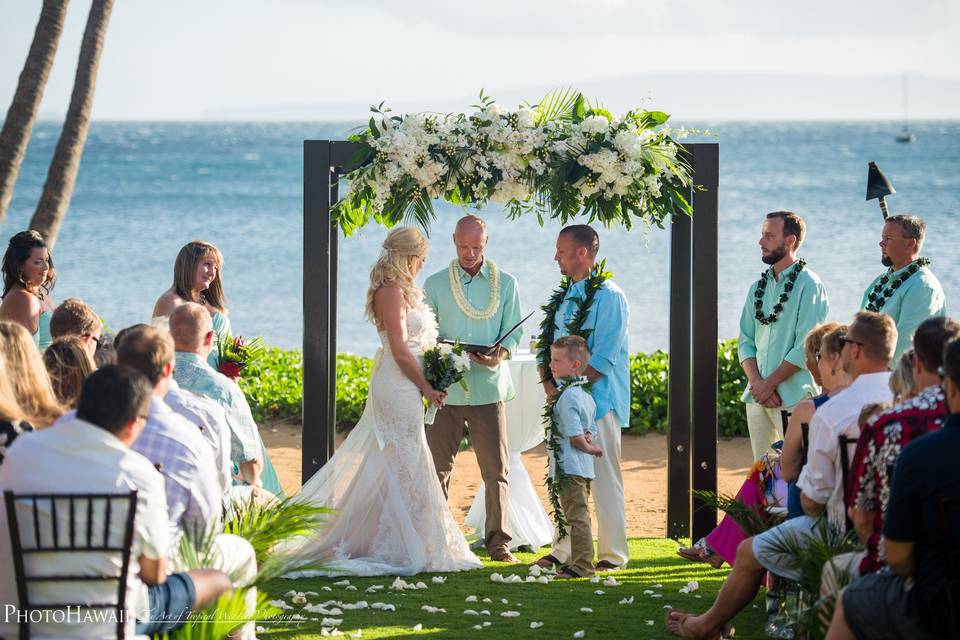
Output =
[{"x1": 241, "y1": 340, "x2": 749, "y2": 437}]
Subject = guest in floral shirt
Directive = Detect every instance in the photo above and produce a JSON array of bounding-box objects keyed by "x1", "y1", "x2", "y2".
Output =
[{"x1": 850, "y1": 316, "x2": 959, "y2": 574}]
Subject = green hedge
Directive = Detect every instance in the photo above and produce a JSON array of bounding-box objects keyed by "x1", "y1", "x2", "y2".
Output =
[{"x1": 241, "y1": 339, "x2": 749, "y2": 437}]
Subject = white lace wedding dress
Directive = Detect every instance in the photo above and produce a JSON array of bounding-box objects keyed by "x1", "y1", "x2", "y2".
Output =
[{"x1": 284, "y1": 301, "x2": 482, "y2": 576}]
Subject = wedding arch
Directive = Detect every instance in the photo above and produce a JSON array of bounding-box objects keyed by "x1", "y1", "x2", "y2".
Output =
[{"x1": 301, "y1": 91, "x2": 720, "y2": 540}]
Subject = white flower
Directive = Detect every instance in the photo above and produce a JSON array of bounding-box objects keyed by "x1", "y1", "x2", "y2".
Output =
[
  {"x1": 581, "y1": 115, "x2": 610, "y2": 135},
  {"x1": 437, "y1": 342, "x2": 454, "y2": 356},
  {"x1": 321, "y1": 617, "x2": 344, "y2": 627},
  {"x1": 618, "y1": 596, "x2": 634, "y2": 605},
  {"x1": 292, "y1": 594, "x2": 307, "y2": 605}
]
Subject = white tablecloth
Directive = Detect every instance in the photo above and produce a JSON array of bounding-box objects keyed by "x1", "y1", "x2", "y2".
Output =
[{"x1": 464, "y1": 352, "x2": 554, "y2": 550}]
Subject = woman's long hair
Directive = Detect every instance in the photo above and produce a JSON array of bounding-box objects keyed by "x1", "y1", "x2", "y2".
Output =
[
  {"x1": 44, "y1": 337, "x2": 96, "y2": 409},
  {"x1": 173, "y1": 240, "x2": 227, "y2": 311},
  {"x1": 0, "y1": 356, "x2": 26, "y2": 424},
  {"x1": 364, "y1": 227, "x2": 428, "y2": 326},
  {"x1": 0, "y1": 321, "x2": 64, "y2": 427},
  {"x1": 2, "y1": 230, "x2": 56, "y2": 298}
]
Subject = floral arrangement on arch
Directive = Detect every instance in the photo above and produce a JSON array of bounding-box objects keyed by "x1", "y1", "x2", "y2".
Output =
[{"x1": 334, "y1": 89, "x2": 694, "y2": 235}]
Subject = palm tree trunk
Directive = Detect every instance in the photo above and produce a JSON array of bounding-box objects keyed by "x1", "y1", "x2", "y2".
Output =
[
  {"x1": 29, "y1": 0, "x2": 114, "y2": 249},
  {"x1": 0, "y1": 0, "x2": 71, "y2": 228}
]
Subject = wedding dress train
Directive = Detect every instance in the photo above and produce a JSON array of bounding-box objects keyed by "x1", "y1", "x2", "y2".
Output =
[{"x1": 284, "y1": 302, "x2": 482, "y2": 576}]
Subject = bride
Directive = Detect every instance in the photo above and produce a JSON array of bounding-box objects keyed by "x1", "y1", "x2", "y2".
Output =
[{"x1": 285, "y1": 227, "x2": 482, "y2": 576}]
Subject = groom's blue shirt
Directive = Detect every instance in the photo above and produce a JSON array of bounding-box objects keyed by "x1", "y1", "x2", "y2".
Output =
[{"x1": 550, "y1": 278, "x2": 630, "y2": 427}]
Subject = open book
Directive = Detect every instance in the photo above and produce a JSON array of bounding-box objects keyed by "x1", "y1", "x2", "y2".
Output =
[{"x1": 438, "y1": 310, "x2": 535, "y2": 355}]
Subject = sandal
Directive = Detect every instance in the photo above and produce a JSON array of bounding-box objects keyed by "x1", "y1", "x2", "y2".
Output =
[
  {"x1": 555, "y1": 567, "x2": 584, "y2": 579},
  {"x1": 529, "y1": 554, "x2": 561, "y2": 569},
  {"x1": 677, "y1": 538, "x2": 724, "y2": 569}
]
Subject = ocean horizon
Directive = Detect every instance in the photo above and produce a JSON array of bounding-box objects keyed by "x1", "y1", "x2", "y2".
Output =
[{"x1": 2, "y1": 119, "x2": 958, "y2": 356}]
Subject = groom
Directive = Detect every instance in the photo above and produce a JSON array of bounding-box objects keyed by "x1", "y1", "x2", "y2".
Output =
[
  {"x1": 535, "y1": 224, "x2": 630, "y2": 571},
  {"x1": 425, "y1": 215, "x2": 523, "y2": 564}
]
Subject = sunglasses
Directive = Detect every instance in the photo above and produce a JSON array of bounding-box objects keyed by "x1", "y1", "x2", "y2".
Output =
[{"x1": 839, "y1": 335, "x2": 865, "y2": 347}]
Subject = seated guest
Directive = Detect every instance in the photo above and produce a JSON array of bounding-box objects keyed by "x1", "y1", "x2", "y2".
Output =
[
  {"x1": 666, "y1": 311, "x2": 895, "y2": 639},
  {"x1": 678, "y1": 323, "x2": 847, "y2": 568},
  {"x1": 168, "y1": 303, "x2": 284, "y2": 496},
  {"x1": 827, "y1": 336, "x2": 960, "y2": 640},
  {"x1": 0, "y1": 320, "x2": 63, "y2": 427},
  {"x1": 117, "y1": 322, "x2": 232, "y2": 498},
  {"x1": 49, "y1": 297, "x2": 103, "y2": 359},
  {"x1": 0, "y1": 356, "x2": 31, "y2": 466},
  {"x1": 43, "y1": 337, "x2": 96, "y2": 407},
  {"x1": 0, "y1": 230, "x2": 56, "y2": 350},
  {"x1": 888, "y1": 348, "x2": 918, "y2": 404},
  {"x1": 92, "y1": 330, "x2": 117, "y2": 366},
  {"x1": 847, "y1": 317, "x2": 959, "y2": 577},
  {"x1": 116, "y1": 325, "x2": 223, "y2": 536},
  {"x1": 0, "y1": 366, "x2": 233, "y2": 638}
]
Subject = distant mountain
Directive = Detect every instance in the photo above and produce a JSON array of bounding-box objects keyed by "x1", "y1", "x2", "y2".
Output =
[{"x1": 202, "y1": 72, "x2": 960, "y2": 121}]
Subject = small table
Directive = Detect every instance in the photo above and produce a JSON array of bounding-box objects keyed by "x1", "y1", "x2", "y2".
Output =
[{"x1": 465, "y1": 352, "x2": 554, "y2": 550}]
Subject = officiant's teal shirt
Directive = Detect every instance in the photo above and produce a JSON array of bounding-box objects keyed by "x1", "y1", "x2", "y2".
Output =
[
  {"x1": 859, "y1": 264, "x2": 945, "y2": 361},
  {"x1": 425, "y1": 260, "x2": 522, "y2": 406},
  {"x1": 738, "y1": 261, "x2": 829, "y2": 407},
  {"x1": 548, "y1": 279, "x2": 630, "y2": 427}
]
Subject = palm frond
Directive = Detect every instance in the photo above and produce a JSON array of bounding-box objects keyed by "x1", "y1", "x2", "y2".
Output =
[
  {"x1": 166, "y1": 588, "x2": 279, "y2": 640},
  {"x1": 533, "y1": 88, "x2": 581, "y2": 125},
  {"x1": 224, "y1": 495, "x2": 331, "y2": 567},
  {"x1": 692, "y1": 489, "x2": 779, "y2": 537}
]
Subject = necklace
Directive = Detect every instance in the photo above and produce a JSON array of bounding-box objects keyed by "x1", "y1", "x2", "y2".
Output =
[
  {"x1": 866, "y1": 258, "x2": 931, "y2": 312},
  {"x1": 753, "y1": 259, "x2": 806, "y2": 326},
  {"x1": 535, "y1": 260, "x2": 612, "y2": 386},
  {"x1": 448, "y1": 259, "x2": 500, "y2": 321},
  {"x1": 542, "y1": 375, "x2": 590, "y2": 540}
]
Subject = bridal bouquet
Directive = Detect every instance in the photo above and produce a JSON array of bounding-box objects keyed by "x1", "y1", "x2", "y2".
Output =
[
  {"x1": 422, "y1": 341, "x2": 471, "y2": 424},
  {"x1": 216, "y1": 334, "x2": 266, "y2": 380}
]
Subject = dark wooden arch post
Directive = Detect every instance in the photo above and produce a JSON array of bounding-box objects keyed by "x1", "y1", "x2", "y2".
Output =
[
  {"x1": 667, "y1": 142, "x2": 720, "y2": 541},
  {"x1": 304, "y1": 140, "x2": 720, "y2": 541}
]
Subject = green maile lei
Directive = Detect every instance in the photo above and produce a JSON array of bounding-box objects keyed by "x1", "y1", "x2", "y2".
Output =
[
  {"x1": 534, "y1": 259, "x2": 613, "y2": 386},
  {"x1": 534, "y1": 259, "x2": 611, "y2": 538},
  {"x1": 541, "y1": 375, "x2": 591, "y2": 541},
  {"x1": 753, "y1": 258, "x2": 806, "y2": 326},
  {"x1": 866, "y1": 257, "x2": 931, "y2": 312}
]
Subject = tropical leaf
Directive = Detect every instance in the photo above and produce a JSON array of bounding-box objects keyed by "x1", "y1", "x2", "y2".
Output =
[
  {"x1": 532, "y1": 87, "x2": 581, "y2": 125},
  {"x1": 164, "y1": 588, "x2": 279, "y2": 640},
  {"x1": 223, "y1": 495, "x2": 331, "y2": 567}
]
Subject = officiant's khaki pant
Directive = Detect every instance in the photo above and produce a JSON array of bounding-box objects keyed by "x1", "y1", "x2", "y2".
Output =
[{"x1": 428, "y1": 402, "x2": 512, "y2": 554}]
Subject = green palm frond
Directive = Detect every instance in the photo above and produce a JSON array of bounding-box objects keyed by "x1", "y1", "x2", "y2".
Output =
[
  {"x1": 163, "y1": 588, "x2": 279, "y2": 640},
  {"x1": 533, "y1": 87, "x2": 581, "y2": 125},
  {"x1": 224, "y1": 495, "x2": 331, "y2": 567},
  {"x1": 692, "y1": 489, "x2": 779, "y2": 537}
]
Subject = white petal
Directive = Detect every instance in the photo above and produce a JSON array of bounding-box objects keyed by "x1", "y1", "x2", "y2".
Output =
[
  {"x1": 500, "y1": 611, "x2": 520, "y2": 618},
  {"x1": 333, "y1": 580, "x2": 351, "y2": 587},
  {"x1": 579, "y1": 607, "x2": 593, "y2": 613},
  {"x1": 432, "y1": 576, "x2": 447, "y2": 584},
  {"x1": 464, "y1": 609, "x2": 479, "y2": 616},
  {"x1": 530, "y1": 621, "x2": 544, "y2": 629},
  {"x1": 594, "y1": 590, "x2": 604, "y2": 595},
  {"x1": 412, "y1": 624, "x2": 423, "y2": 631},
  {"x1": 646, "y1": 620, "x2": 655, "y2": 626},
  {"x1": 465, "y1": 595, "x2": 478, "y2": 602},
  {"x1": 574, "y1": 631, "x2": 585, "y2": 638},
  {"x1": 472, "y1": 625, "x2": 483, "y2": 630},
  {"x1": 482, "y1": 622, "x2": 492, "y2": 627}
]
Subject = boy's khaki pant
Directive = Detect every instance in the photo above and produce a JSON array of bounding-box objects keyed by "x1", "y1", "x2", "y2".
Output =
[{"x1": 559, "y1": 475, "x2": 594, "y2": 577}]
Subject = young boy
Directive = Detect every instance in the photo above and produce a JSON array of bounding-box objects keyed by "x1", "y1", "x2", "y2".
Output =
[{"x1": 548, "y1": 335, "x2": 603, "y2": 579}]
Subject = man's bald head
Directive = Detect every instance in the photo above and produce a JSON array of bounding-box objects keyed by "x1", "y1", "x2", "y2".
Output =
[
  {"x1": 453, "y1": 215, "x2": 488, "y2": 274},
  {"x1": 168, "y1": 302, "x2": 213, "y2": 354}
]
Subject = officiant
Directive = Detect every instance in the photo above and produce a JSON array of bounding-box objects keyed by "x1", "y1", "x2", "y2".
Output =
[{"x1": 424, "y1": 215, "x2": 523, "y2": 564}]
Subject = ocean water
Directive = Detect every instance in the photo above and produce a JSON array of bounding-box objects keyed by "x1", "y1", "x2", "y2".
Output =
[{"x1": 2, "y1": 121, "x2": 959, "y2": 356}]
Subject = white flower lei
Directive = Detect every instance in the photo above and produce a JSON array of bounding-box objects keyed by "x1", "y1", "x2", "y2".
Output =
[{"x1": 448, "y1": 259, "x2": 500, "y2": 321}]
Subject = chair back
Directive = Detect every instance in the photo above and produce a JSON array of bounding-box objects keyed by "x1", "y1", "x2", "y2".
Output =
[
  {"x1": 779, "y1": 410, "x2": 791, "y2": 435},
  {"x1": 800, "y1": 423, "x2": 810, "y2": 467},
  {"x1": 938, "y1": 495, "x2": 960, "y2": 637},
  {"x1": 3, "y1": 490, "x2": 138, "y2": 640},
  {"x1": 837, "y1": 435, "x2": 858, "y2": 531}
]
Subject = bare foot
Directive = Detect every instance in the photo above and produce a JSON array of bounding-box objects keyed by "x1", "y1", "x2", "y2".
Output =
[{"x1": 664, "y1": 610, "x2": 723, "y2": 639}]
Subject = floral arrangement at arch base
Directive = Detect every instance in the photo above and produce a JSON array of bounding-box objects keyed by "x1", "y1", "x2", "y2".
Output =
[{"x1": 334, "y1": 89, "x2": 695, "y2": 235}]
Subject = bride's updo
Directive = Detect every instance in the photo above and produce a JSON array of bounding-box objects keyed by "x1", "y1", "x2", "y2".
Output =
[{"x1": 365, "y1": 226, "x2": 428, "y2": 324}]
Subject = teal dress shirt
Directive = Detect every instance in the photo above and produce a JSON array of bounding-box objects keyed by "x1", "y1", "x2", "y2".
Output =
[
  {"x1": 424, "y1": 260, "x2": 523, "y2": 406},
  {"x1": 859, "y1": 264, "x2": 946, "y2": 361},
  {"x1": 173, "y1": 351, "x2": 284, "y2": 497},
  {"x1": 549, "y1": 279, "x2": 630, "y2": 427},
  {"x1": 738, "y1": 261, "x2": 829, "y2": 407}
]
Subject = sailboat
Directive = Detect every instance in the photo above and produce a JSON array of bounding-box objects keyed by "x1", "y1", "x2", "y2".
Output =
[{"x1": 895, "y1": 73, "x2": 916, "y2": 143}]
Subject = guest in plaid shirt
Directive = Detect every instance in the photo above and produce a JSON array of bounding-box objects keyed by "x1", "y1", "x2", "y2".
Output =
[
  {"x1": 116, "y1": 324, "x2": 223, "y2": 539},
  {"x1": 849, "y1": 316, "x2": 959, "y2": 574}
]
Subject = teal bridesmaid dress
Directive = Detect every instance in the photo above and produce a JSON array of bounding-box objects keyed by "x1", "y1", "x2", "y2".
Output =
[
  {"x1": 209, "y1": 310, "x2": 231, "y2": 369},
  {"x1": 34, "y1": 310, "x2": 53, "y2": 351}
]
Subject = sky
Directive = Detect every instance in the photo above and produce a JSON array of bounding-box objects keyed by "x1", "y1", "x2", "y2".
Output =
[{"x1": 1, "y1": 0, "x2": 959, "y2": 121}]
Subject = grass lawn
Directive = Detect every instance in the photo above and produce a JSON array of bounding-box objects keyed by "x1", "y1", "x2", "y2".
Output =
[{"x1": 259, "y1": 539, "x2": 767, "y2": 639}]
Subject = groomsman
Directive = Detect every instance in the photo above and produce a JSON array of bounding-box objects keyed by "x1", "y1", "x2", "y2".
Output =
[
  {"x1": 535, "y1": 224, "x2": 630, "y2": 571},
  {"x1": 738, "y1": 211, "x2": 828, "y2": 460},
  {"x1": 425, "y1": 215, "x2": 523, "y2": 564},
  {"x1": 860, "y1": 214, "x2": 945, "y2": 361}
]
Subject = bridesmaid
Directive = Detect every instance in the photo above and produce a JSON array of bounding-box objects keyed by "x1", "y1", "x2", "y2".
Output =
[
  {"x1": 153, "y1": 240, "x2": 231, "y2": 368},
  {"x1": 0, "y1": 231, "x2": 56, "y2": 351}
]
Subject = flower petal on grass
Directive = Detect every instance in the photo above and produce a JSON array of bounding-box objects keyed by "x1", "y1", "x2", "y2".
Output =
[
  {"x1": 321, "y1": 617, "x2": 343, "y2": 627},
  {"x1": 618, "y1": 596, "x2": 634, "y2": 605},
  {"x1": 579, "y1": 607, "x2": 593, "y2": 613},
  {"x1": 602, "y1": 577, "x2": 621, "y2": 587},
  {"x1": 333, "y1": 580, "x2": 351, "y2": 587},
  {"x1": 530, "y1": 621, "x2": 544, "y2": 629},
  {"x1": 466, "y1": 595, "x2": 478, "y2": 602},
  {"x1": 482, "y1": 622, "x2": 492, "y2": 627},
  {"x1": 594, "y1": 590, "x2": 604, "y2": 595},
  {"x1": 464, "y1": 609, "x2": 479, "y2": 615},
  {"x1": 500, "y1": 611, "x2": 520, "y2": 618},
  {"x1": 432, "y1": 576, "x2": 447, "y2": 584},
  {"x1": 412, "y1": 623, "x2": 423, "y2": 631},
  {"x1": 574, "y1": 631, "x2": 585, "y2": 638},
  {"x1": 480, "y1": 610, "x2": 491, "y2": 616},
  {"x1": 472, "y1": 625, "x2": 483, "y2": 630}
]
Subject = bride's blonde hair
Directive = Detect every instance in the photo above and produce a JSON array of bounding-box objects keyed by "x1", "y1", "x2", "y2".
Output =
[{"x1": 365, "y1": 226, "x2": 428, "y2": 325}]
